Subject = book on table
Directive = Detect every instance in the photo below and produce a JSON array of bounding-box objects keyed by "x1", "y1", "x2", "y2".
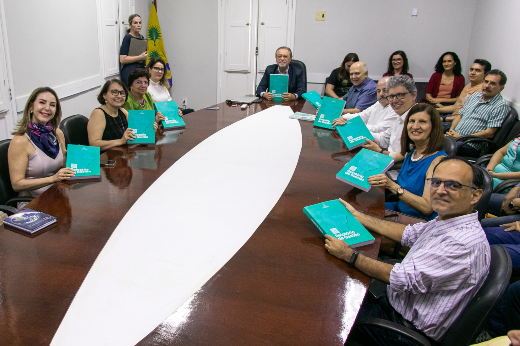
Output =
[
  {"x1": 303, "y1": 199, "x2": 375, "y2": 248},
  {"x1": 269, "y1": 74, "x2": 289, "y2": 101},
  {"x1": 3, "y1": 209, "x2": 57, "y2": 234},
  {"x1": 335, "y1": 115, "x2": 375, "y2": 150},
  {"x1": 336, "y1": 148, "x2": 394, "y2": 192},
  {"x1": 289, "y1": 112, "x2": 315, "y2": 122},
  {"x1": 302, "y1": 91, "x2": 323, "y2": 108},
  {"x1": 313, "y1": 96, "x2": 345, "y2": 130},
  {"x1": 154, "y1": 101, "x2": 186, "y2": 130},
  {"x1": 128, "y1": 110, "x2": 156, "y2": 145},
  {"x1": 66, "y1": 144, "x2": 101, "y2": 180}
]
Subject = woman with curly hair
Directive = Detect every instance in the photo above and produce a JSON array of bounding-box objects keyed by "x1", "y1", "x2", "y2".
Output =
[
  {"x1": 424, "y1": 52, "x2": 465, "y2": 108},
  {"x1": 383, "y1": 50, "x2": 413, "y2": 79}
]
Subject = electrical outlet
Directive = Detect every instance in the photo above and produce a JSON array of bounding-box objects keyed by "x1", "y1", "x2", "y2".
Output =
[
  {"x1": 182, "y1": 97, "x2": 187, "y2": 108},
  {"x1": 316, "y1": 11, "x2": 325, "y2": 21}
]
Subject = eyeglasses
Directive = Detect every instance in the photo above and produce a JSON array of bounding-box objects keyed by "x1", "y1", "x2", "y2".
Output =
[
  {"x1": 152, "y1": 67, "x2": 165, "y2": 72},
  {"x1": 427, "y1": 178, "x2": 476, "y2": 191},
  {"x1": 386, "y1": 92, "x2": 409, "y2": 101},
  {"x1": 135, "y1": 80, "x2": 149, "y2": 86},
  {"x1": 109, "y1": 90, "x2": 126, "y2": 96}
]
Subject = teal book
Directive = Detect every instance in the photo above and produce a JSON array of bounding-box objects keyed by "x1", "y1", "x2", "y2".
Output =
[
  {"x1": 66, "y1": 144, "x2": 100, "y2": 180},
  {"x1": 336, "y1": 148, "x2": 394, "y2": 192},
  {"x1": 154, "y1": 101, "x2": 186, "y2": 129},
  {"x1": 313, "y1": 96, "x2": 345, "y2": 130},
  {"x1": 336, "y1": 115, "x2": 375, "y2": 150},
  {"x1": 303, "y1": 199, "x2": 375, "y2": 248},
  {"x1": 302, "y1": 91, "x2": 323, "y2": 108},
  {"x1": 269, "y1": 74, "x2": 289, "y2": 101},
  {"x1": 128, "y1": 110, "x2": 156, "y2": 144}
]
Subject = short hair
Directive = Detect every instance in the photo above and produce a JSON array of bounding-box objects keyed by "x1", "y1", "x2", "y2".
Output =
[
  {"x1": 400, "y1": 104, "x2": 444, "y2": 156},
  {"x1": 147, "y1": 57, "x2": 168, "y2": 87},
  {"x1": 473, "y1": 59, "x2": 492, "y2": 74},
  {"x1": 126, "y1": 14, "x2": 141, "y2": 34},
  {"x1": 12, "y1": 87, "x2": 62, "y2": 136},
  {"x1": 338, "y1": 53, "x2": 359, "y2": 81},
  {"x1": 361, "y1": 62, "x2": 368, "y2": 73},
  {"x1": 275, "y1": 46, "x2": 292, "y2": 58},
  {"x1": 127, "y1": 68, "x2": 150, "y2": 90},
  {"x1": 386, "y1": 50, "x2": 410, "y2": 75},
  {"x1": 435, "y1": 52, "x2": 462, "y2": 76},
  {"x1": 97, "y1": 79, "x2": 129, "y2": 105},
  {"x1": 485, "y1": 69, "x2": 507, "y2": 86},
  {"x1": 432, "y1": 157, "x2": 484, "y2": 190},
  {"x1": 386, "y1": 75, "x2": 417, "y2": 94}
]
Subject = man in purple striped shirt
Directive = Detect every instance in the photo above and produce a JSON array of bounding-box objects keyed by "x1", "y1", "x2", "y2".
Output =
[{"x1": 325, "y1": 157, "x2": 490, "y2": 345}]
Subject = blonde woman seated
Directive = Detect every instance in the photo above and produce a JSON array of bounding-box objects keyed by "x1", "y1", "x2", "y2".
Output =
[
  {"x1": 368, "y1": 104, "x2": 446, "y2": 220},
  {"x1": 8, "y1": 87, "x2": 75, "y2": 207}
]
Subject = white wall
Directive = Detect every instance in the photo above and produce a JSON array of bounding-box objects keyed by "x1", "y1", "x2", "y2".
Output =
[{"x1": 466, "y1": 0, "x2": 520, "y2": 107}]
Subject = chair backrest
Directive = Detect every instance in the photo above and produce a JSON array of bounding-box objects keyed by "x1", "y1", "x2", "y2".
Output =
[
  {"x1": 0, "y1": 139, "x2": 17, "y2": 205},
  {"x1": 493, "y1": 107, "x2": 518, "y2": 148},
  {"x1": 59, "y1": 114, "x2": 89, "y2": 146},
  {"x1": 474, "y1": 168, "x2": 493, "y2": 221},
  {"x1": 441, "y1": 245, "x2": 512, "y2": 346},
  {"x1": 443, "y1": 136, "x2": 457, "y2": 157},
  {"x1": 503, "y1": 112, "x2": 520, "y2": 144},
  {"x1": 290, "y1": 59, "x2": 307, "y2": 88}
]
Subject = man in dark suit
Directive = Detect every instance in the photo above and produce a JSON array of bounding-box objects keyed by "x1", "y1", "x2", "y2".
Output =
[{"x1": 256, "y1": 46, "x2": 306, "y2": 101}]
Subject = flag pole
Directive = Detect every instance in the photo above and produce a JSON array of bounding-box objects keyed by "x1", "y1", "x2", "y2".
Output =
[{"x1": 154, "y1": 0, "x2": 157, "y2": 10}]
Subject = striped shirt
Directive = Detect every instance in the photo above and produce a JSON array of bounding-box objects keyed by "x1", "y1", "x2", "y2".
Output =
[
  {"x1": 387, "y1": 212, "x2": 490, "y2": 341},
  {"x1": 455, "y1": 91, "x2": 509, "y2": 136}
]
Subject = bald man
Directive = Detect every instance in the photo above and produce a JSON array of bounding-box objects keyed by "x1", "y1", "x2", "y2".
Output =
[
  {"x1": 341, "y1": 62, "x2": 377, "y2": 115},
  {"x1": 332, "y1": 77, "x2": 398, "y2": 135}
]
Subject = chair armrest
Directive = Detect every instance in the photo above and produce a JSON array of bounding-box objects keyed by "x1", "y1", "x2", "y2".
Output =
[
  {"x1": 355, "y1": 318, "x2": 432, "y2": 346},
  {"x1": 474, "y1": 154, "x2": 494, "y2": 167},
  {"x1": 455, "y1": 135, "x2": 480, "y2": 143},
  {"x1": 493, "y1": 179, "x2": 520, "y2": 194},
  {"x1": 0, "y1": 205, "x2": 18, "y2": 215},
  {"x1": 5, "y1": 197, "x2": 34, "y2": 208},
  {"x1": 456, "y1": 137, "x2": 498, "y2": 155}
]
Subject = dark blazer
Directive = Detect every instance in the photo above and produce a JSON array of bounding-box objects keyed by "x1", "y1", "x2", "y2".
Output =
[{"x1": 256, "y1": 64, "x2": 306, "y2": 98}]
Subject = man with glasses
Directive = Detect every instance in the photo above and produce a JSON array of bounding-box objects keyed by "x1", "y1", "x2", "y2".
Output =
[
  {"x1": 362, "y1": 75, "x2": 417, "y2": 157},
  {"x1": 324, "y1": 157, "x2": 489, "y2": 345},
  {"x1": 341, "y1": 62, "x2": 377, "y2": 115},
  {"x1": 332, "y1": 77, "x2": 399, "y2": 136}
]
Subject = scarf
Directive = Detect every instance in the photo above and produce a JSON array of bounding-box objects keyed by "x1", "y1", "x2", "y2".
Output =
[{"x1": 28, "y1": 122, "x2": 59, "y2": 159}]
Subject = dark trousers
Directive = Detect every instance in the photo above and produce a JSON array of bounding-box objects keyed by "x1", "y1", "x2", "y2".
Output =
[
  {"x1": 345, "y1": 293, "x2": 419, "y2": 346},
  {"x1": 457, "y1": 141, "x2": 481, "y2": 157},
  {"x1": 507, "y1": 281, "x2": 520, "y2": 331},
  {"x1": 484, "y1": 227, "x2": 520, "y2": 276}
]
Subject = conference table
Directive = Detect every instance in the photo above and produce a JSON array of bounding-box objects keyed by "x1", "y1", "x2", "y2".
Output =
[{"x1": 0, "y1": 98, "x2": 388, "y2": 345}]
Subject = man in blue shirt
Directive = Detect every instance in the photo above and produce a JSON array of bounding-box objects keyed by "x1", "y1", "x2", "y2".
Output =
[{"x1": 342, "y1": 62, "x2": 377, "y2": 115}]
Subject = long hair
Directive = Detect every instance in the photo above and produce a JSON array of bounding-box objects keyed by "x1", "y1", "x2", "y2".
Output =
[
  {"x1": 400, "y1": 103, "x2": 444, "y2": 156},
  {"x1": 435, "y1": 51, "x2": 462, "y2": 75},
  {"x1": 12, "y1": 87, "x2": 62, "y2": 136},
  {"x1": 147, "y1": 57, "x2": 169, "y2": 88},
  {"x1": 126, "y1": 14, "x2": 141, "y2": 34},
  {"x1": 386, "y1": 50, "x2": 409, "y2": 75},
  {"x1": 338, "y1": 53, "x2": 359, "y2": 82}
]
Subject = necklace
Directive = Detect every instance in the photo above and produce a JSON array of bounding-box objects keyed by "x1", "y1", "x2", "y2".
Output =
[
  {"x1": 131, "y1": 91, "x2": 146, "y2": 108},
  {"x1": 411, "y1": 154, "x2": 424, "y2": 162}
]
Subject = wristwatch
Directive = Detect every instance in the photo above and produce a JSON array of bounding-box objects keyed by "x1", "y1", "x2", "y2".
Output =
[
  {"x1": 509, "y1": 200, "x2": 517, "y2": 211},
  {"x1": 396, "y1": 186, "x2": 405, "y2": 197},
  {"x1": 442, "y1": 116, "x2": 446, "y2": 122},
  {"x1": 350, "y1": 250, "x2": 360, "y2": 267}
]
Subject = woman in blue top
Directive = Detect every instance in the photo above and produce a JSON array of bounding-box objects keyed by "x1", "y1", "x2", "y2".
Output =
[
  {"x1": 486, "y1": 138, "x2": 520, "y2": 188},
  {"x1": 369, "y1": 103, "x2": 446, "y2": 220},
  {"x1": 120, "y1": 14, "x2": 148, "y2": 86}
]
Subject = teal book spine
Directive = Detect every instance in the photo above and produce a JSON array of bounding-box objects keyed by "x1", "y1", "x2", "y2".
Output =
[
  {"x1": 270, "y1": 74, "x2": 289, "y2": 101},
  {"x1": 65, "y1": 144, "x2": 101, "y2": 179},
  {"x1": 336, "y1": 115, "x2": 375, "y2": 150},
  {"x1": 313, "y1": 96, "x2": 345, "y2": 130},
  {"x1": 336, "y1": 148, "x2": 394, "y2": 191},
  {"x1": 128, "y1": 110, "x2": 156, "y2": 144},
  {"x1": 302, "y1": 91, "x2": 323, "y2": 108},
  {"x1": 303, "y1": 199, "x2": 375, "y2": 248},
  {"x1": 154, "y1": 101, "x2": 186, "y2": 129}
]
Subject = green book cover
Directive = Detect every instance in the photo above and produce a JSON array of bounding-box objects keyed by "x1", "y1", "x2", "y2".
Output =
[
  {"x1": 303, "y1": 199, "x2": 375, "y2": 248},
  {"x1": 128, "y1": 110, "x2": 156, "y2": 144},
  {"x1": 269, "y1": 74, "x2": 289, "y2": 101},
  {"x1": 336, "y1": 115, "x2": 375, "y2": 150},
  {"x1": 66, "y1": 144, "x2": 100, "y2": 180},
  {"x1": 313, "y1": 128, "x2": 342, "y2": 152},
  {"x1": 313, "y1": 96, "x2": 345, "y2": 130},
  {"x1": 336, "y1": 148, "x2": 394, "y2": 192},
  {"x1": 154, "y1": 101, "x2": 186, "y2": 129},
  {"x1": 302, "y1": 91, "x2": 323, "y2": 108}
]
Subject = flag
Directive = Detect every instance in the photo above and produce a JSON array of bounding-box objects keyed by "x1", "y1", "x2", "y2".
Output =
[{"x1": 146, "y1": 4, "x2": 172, "y2": 89}]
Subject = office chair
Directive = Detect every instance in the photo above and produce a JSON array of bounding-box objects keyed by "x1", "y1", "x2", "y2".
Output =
[
  {"x1": 59, "y1": 114, "x2": 89, "y2": 146},
  {"x1": 352, "y1": 245, "x2": 511, "y2": 346},
  {"x1": 290, "y1": 60, "x2": 307, "y2": 88}
]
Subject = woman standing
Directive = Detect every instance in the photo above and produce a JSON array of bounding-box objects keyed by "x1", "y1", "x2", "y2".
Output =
[
  {"x1": 383, "y1": 50, "x2": 413, "y2": 78},
  {"x1": 424, "y1": 52, "x2": 465, "y2": 108},
  {"x1": 325, "y1": 53, "x2": 359, "y2": 99},
  {"x1": 120, "y1": 14, "x2": 147, "y2": 86}
]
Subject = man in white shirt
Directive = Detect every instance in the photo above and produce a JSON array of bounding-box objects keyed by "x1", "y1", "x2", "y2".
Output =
[
  {"x1": 362, "y1": 75, "x2": 417, "y2": 158},
  {"x1": 332, "y1": 77, "x2": 398, "y2": 135}
]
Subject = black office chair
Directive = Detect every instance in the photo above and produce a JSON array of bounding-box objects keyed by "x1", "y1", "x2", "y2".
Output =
[
  {"x1": 0, "y1": 139, "x2": 33, "y2": 215},
  {"x1": 290, "y1": 59, "x2": 307, "y2": 88},
  {"x1": 473, "y1": 167, "x2": 493, "y2": 221},
  {"x1": 443, "y1": 136, "x2": 457, "y2": 156},
  {"x1": 59, "y1": 114, "x2": 89, "y2": 146},
  {"x1": 351, "y1": 245, "x2": 511, "y2": 346},
  {"x1": 456, "y1": 107, "x2": 518, "y2": 160}
]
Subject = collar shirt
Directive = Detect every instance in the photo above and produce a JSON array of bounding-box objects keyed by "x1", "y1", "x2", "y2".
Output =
[
  {"x1": 387, "y1": 212, "x2": 490, "y2": 341},
  {"x1": 148, "y1": 80, "x2": 172, "y2": 102},
  {"x1": 372, "y1": 106, "x2": 413, "y2": 155},
  {"x1": 343, "y1": 102, "x2": 399, "y2": 135},
  {"x1": 342, "y1": 77, "x2": 377, "y2": 112},
  {"x1": 455, "y1": 91, "x2": 509, "y2": 136},
  {"x1": 452, "y1": 83, "x2": 483, "y2": 117}
]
